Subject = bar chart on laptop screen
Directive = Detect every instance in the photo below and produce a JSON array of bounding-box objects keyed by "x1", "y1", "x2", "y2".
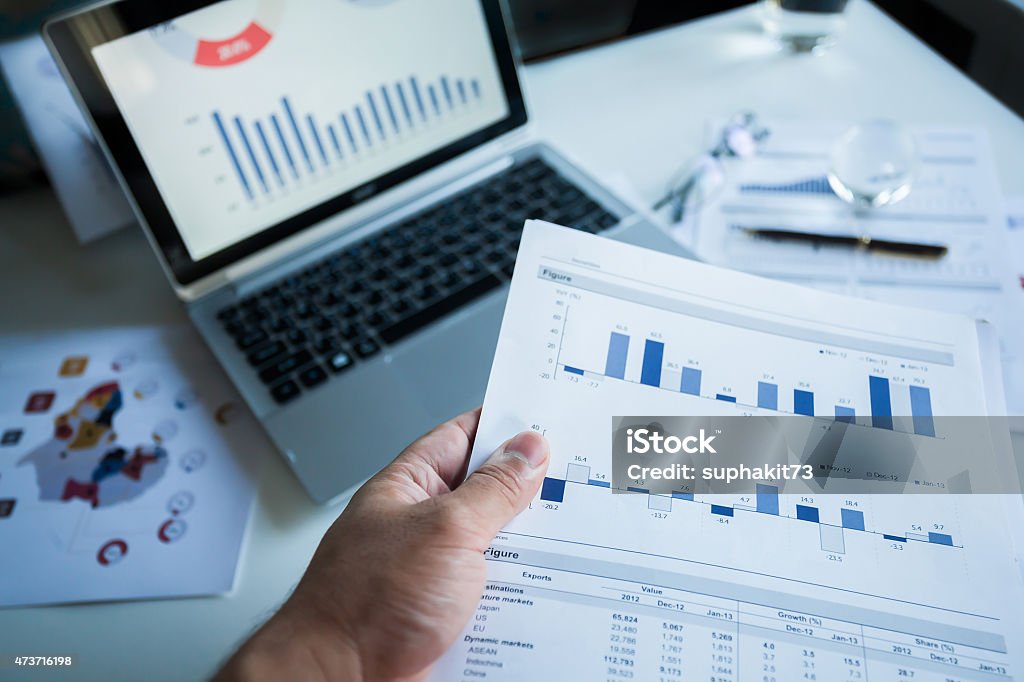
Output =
[
  {"x1": 91, "y1": 0, "x2": 510, "y2": 260},
  {"x1": 431, "y1": 225, "x2": 1023, "y2": 681}
]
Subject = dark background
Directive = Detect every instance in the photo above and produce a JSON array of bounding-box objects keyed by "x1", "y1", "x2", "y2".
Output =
[{"x1": 1, "y1": 0, "x2": 1022, "y2": 192}]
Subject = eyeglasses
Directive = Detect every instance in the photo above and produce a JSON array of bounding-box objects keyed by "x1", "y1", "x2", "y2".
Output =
[{"x1": 653, "y1": 112, "x2": 771, "y2": 224}]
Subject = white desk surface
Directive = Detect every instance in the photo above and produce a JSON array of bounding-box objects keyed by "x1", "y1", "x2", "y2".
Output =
[{"x1": 2, "y1": 3, "x2": 1022, "y2": 680}]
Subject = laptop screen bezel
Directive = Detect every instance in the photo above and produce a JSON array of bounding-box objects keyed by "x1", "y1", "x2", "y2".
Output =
[{"x1": 45, "y1": 0, "x2": 528, "y2": 286}]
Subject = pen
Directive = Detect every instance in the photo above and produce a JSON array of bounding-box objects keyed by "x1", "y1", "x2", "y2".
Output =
[{"x1": 739, "y1": 226, "x2": 948, "y2": 259}]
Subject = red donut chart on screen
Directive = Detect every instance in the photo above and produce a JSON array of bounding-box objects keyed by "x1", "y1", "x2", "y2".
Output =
[
  {"x1": 150, "y1": 0, "x2": 283, "y2": 68},
  {"x1": 193, "y1": 21, "x2": 273, "y2": 66}
]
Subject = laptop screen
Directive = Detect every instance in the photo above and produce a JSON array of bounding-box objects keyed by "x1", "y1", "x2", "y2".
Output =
[{"x1": 47, "y1": 0, "x2": 525, "y2": 284}]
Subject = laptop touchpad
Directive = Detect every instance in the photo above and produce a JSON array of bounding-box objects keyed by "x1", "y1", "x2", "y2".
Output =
[{"x1": 391, "y1": 293, "x2": 506, "y2": 421}]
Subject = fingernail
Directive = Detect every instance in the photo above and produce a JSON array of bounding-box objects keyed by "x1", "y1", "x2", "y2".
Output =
[{"x1": 504, "y1": 431, "x2": 548, "y2": 469}]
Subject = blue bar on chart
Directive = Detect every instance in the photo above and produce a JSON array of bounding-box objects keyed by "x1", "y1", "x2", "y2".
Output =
[
  {"x1": 884, "y1": 534, "x2": 907, "y2": 542},
  {"x1": 380, "y1": 85, "x2": 400, "y2": 134},
  {"x1": 841, "y1": 508, "x2": 865, "y2": 531},
  {"x1": 605, "y1": 332, "x2": 629, "y2": 380},
  {"x1": 281, "y1": 96, "x2": 314, "y2": 172},
  {"x1": 757, "y1": 382, "x2": 778, "y2": 410},
  {"x1": 756, "y1": 484, "x2": 779, "y2": 515},
  {"x1": 588, "y1": 479, "x2": 611, "y2": 488},
  {"x1": 253, "y1": 121, "x2": 283, "y2": 186},
  {"x1": 928, "y1": 532, "x2": 953, "y2": 546},
  {"x1": 410, "y1": 76, "x2": 426, "y2": 120},
  {"x1": 395, "y1": 82, "x2": 413, "y2": 127},
  {"x1": 671, "y1": 491, "x2": 694, "y2": 501},
  {"x1": 233, "y1": 116, "x2": 268, "y2": 193},
  {"x1": 340, "y1": 113, "x2": 358, "y2": 152},
  {"x1": 212, "y1": 112, "x2": 252, "y2": 199},
  {"x1": 540, "y1": 477, "x2": 566, "y2": 503},
  {"x1": 640, "y1": 339, "x2": 664, "y2": 387},
  {"x1": 327, "y1": 124, "x2": 342, "y2": 159},
  {"x1": 835, "y1": 406, "x2": 856, "y2": 423},
  {"x1": 711, "y1": 505, "x2": 734, "y2": 517},
  {"x1": 305, "y1": 115, "x2": 329, "y2": 166},
  {"x1": 796, "y1": 504, "x2": 820, "y2": 523},
  {"x1": 428, "y1": 84, "x2": 441, "y2": 115},
  {"x1": 563, "y1": 366, "x2": 584, "y2": 376},
  {"x1": 869, "y1": 375, "x2": 894, "y2": 430},
  {"x1": 681, "y1": 367, "x2": 702, "y2": 396},
  {"x1": 366, "y1": 91, "x2": 385, "y2": 140},
  {"x1": 440, "y1": 75, "x2": 453, "y2": 108},
  {"x1": 716, "y1": 394, "x2": 736, "y2": 403},
  {"x1": 355, "y1": 105, "x2": 373, "y2": 147},
  {"x1": 909, "y1": 385, "x2": 935, "y2": 437},
  {"x1": 794, "y1": 389, "x2": 814, "y2": 416},
  {"x1": 270, "y1": 114, "x2": 298, "y2": 178},
  {"x1": 627, "y1": 486, "x2": 650, "y2": 494}
]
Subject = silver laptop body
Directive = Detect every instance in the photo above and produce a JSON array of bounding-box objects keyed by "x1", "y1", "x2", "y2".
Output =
[{"x1": 44, "y1": 0, "x2": 691, "y2": 503}]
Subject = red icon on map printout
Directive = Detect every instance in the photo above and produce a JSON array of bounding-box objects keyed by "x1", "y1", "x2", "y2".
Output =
[
  {"x1": 158, "y1": 518, "x2": 187, "y2": 543},
  {"x1": 24, "y1": 391, "x2": 56, "y2": 414},
  {"x1": 97, "y1": 539, "x2": 128, "y2": 565}
]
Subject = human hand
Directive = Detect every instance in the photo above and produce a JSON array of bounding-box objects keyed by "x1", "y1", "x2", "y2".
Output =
[{"x1": 217, "y1": 408, "x2": 550, "y2": 681}]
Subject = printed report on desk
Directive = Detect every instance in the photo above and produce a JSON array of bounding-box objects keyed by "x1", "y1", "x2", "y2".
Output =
[{"x1": 431, "y1": 221, "x2": 1024, "y2": 681}]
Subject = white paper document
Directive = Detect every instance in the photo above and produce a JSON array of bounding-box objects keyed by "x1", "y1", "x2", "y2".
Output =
[
  {"x1": 691, "y1": 122, "x2": 1024, "y2": 415},
  {"x1": 0, "y1": 326, "x2": 267, "y2": 607},
  {"x1": 432, "y1": 222, "x2": 1024, "y2": 680}
]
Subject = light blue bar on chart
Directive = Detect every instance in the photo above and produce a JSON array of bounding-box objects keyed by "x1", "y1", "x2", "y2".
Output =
[
  {"x1": 605, "y1": 332, "x2": 629, "y2": 380},
  {"x1": 909, "y1": 385, "x2": 935, "y2": 437},
  {"x1": 757, "y1": 381, "x2": 778, "y2": 410},
  {"x1": 835, "y1": 405, "x2": 856, "y2": 423},
  {"x1": 841, "y1": 508, "x2": 865, "y2": 531},
  {"x1": 681, "y1": 367, "x2": 702, "y2": 396},
  {"x1": 756, "y1": 484, "x2": 779, "y2": 515}
]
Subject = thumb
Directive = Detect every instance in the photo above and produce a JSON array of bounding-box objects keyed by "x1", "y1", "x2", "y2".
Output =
[{"x1": 447, "y1": 431, "x2": 550, "y2": 544}]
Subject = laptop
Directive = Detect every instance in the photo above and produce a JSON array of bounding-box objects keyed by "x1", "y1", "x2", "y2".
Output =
[{"x1": 45, "y1": 0, "x2": 691, "y2": 504}]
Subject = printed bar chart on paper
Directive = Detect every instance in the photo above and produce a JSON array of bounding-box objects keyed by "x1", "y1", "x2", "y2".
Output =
[
  {"x1": 553, "y1": 309, "x2": 946, "y2": 438},
  {"x1": 537, "y1": 461, "x2": 962, "y2": 555},
  {"x1": 430, "y1": 221, "x2": 1024, "y2": 682}
]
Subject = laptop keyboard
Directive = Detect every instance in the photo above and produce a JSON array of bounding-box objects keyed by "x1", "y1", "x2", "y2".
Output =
[{"x1": 215, "y1": 157, "x2": 619, "y2": 405}]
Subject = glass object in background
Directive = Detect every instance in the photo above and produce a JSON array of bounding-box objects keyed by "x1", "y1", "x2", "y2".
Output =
[
  {"x1": 653, "y1": 112, "x2": 770, "y2": 224},
  {"x1": 761, "y1": 0, "x2": 850, "y2": 53},
  {"x1": 828, "y1": 120, "x2": 917, "y2": 209}
]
